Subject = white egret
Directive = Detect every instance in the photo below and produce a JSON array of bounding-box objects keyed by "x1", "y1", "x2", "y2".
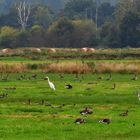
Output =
[{"x1": 45, "y1": 77, "x2": 55, "y2": 91}]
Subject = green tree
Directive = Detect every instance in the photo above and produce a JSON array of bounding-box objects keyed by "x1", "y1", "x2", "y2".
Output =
[
  {"x1": 15, "y1": 30, "x2": 29, "y2": 47},
  {"x1": 73, "y1": 20, "x2": 98, "y2": 47},
  {"x1": 119, "y1": 11, "x2": 140, "y2": 47},
  {"x1": 114, "y1": 0, "x2": 134, "y2": 26},
  {"x1": 47, "y1": 18, "x2": 98, "y2": 48},
  {"x1": 33, "y1": 5, "x2": 55, "y2": 28},
  {"x1": 63, "y1": 0, "x2": 96, "y2": 20},
  {"x1": 47, "y1": 18, "x2": 75, "y2": 48},
  {"x1": 100, "y1": 21, "x2": 120, "y2": 47},
  {"x1": 0, "y1": 26, "x2": 18, "y2": 48},
  {"x1": 29, "y1": 25, "x2": 46, "y2": 47},
  {"x1": 98, "y1": 3, "x2": 115, "y2": 26}
]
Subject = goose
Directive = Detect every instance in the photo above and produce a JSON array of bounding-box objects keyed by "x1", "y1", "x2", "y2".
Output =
[
  {"x1": 74, "y1": 118, "x2": 85, "y2": 124},
  {"x1": 99, "y1": 118, "x2": 111, "y2": 124},
  {"x1": 65, "y1": 84, "x2": 73, "y2": 89},
  {"x1": 80, "y1": 107, "x2": 93, "y2": 115},
  {"x1": 119, "y1": 110, "x2": 128, "y2": 116}
]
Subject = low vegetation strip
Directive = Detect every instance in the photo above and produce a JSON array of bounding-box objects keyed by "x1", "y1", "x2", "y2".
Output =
[
  {"x1": 44, "y1": 62, "x2": 92, "y2": 74},
  {"x1": 95, "y1": 62, "x2": 140, "y2": 73},
  {"x1": 0, "y1": 63, "x2": 27, "y2": 73},
  {"x1": 1, "y1": 61, "x2": 140, "y2": 74}
]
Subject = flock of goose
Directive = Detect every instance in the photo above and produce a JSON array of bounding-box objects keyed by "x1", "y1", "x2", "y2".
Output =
[
  {"x1": 74, "y1": 107, "x2": 129, "y2": 124},
  {"x1": 45, "y1": 74, "x2": 139, "y2": 125},
  {"x1": 46, "y1": 73, "x2": 140, "y2": 101},
  {"x1": 0, "y1": 72, "x2": 140, "y2": 125}
]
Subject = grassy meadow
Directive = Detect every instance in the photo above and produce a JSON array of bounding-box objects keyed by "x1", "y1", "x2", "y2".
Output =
[{"x1": 0, "y1": 48, "x2": 140, "y2": 140}]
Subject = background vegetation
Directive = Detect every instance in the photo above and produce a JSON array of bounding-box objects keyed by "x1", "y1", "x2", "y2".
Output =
[{"x1": 0, "y1": 0, "x2": 139, "y2": 48}]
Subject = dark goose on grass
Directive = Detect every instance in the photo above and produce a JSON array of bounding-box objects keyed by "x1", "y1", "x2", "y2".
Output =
[
  {"x1": 65, "y1": 84, "x2": 73, "y2": 89},
  {"x1": 74, "y1": 118, "x2": 85, "y2": 124},
  {"x1": 99, "y1": 118, "x2": 111, "y2": 124},
  {"x1": 119, "y1": 110, "x2": 128, "y2": 117},
  {"x1": 80, "y1": 107, "x2": 93, "y2": 115}
]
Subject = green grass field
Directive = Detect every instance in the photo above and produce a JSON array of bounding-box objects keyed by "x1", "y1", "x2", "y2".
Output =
[
  {"x1": 0, "y1": 72, "x2": 139, "y2": 140},
  {"x1": 0, "y1": 50, "x2": 140, "y2": 140}
]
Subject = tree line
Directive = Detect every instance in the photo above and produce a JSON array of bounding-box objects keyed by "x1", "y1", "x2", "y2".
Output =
[{"x1": 0, "y1": 0, "x2": 139, "y2": 48}]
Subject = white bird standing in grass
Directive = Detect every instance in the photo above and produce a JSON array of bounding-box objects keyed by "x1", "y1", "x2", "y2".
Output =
[{"x1": 45, "y1": 77, "x2": 55, "y2": 91}]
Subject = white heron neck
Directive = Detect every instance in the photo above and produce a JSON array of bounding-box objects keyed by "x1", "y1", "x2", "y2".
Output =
[{"x1": 47, "y1": 78, "x2": 50, "y2": 82}]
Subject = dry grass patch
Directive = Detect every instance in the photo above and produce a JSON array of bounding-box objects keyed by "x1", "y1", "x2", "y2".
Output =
[
  {"x1": 0, "y1": 63, "x2": 27, "y2": 73},
  {"x1": 44, "y1": 62, "x2": 92, "y2": 74},
  {"x1": 95, "y1": 62, "x2": 140, "y2": 73}
]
